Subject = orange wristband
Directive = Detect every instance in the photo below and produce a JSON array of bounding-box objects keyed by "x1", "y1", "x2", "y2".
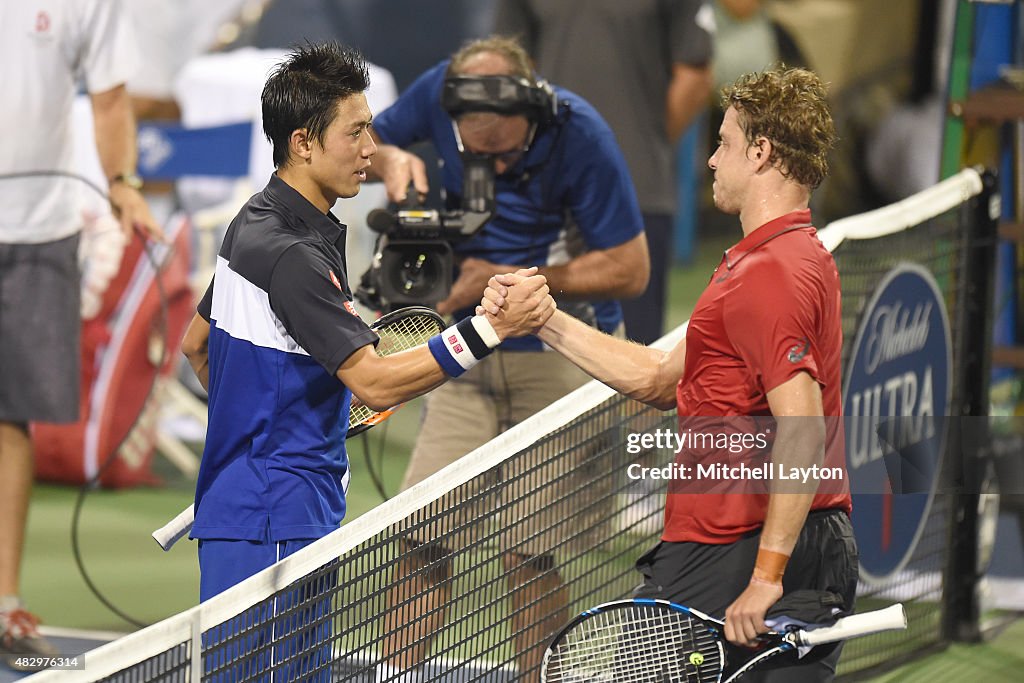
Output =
[{"x1": 752, "y1": 548, "x2": 789, "y2": 584}]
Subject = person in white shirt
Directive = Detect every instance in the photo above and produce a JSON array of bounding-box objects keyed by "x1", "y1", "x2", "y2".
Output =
[{"x1": 0, "y1": 0, "x2": 162, "y2": 671}]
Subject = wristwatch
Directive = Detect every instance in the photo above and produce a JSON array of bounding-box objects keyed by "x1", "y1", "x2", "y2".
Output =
[{"x1": 109, "y1": 172, "x2": 144, "y2": 190}]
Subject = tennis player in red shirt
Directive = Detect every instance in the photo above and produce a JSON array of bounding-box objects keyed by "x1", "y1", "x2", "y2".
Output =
[{"x1": 482, "y1": 66, "x2": 857, "y2": 682}]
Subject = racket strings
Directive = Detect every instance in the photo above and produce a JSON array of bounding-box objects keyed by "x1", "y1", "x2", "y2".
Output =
[
  {"x1": 347, "y1": 313, "x2": 444, "y2": 428},
  {"x1": 545, "y1": 605, "x2": 722, "y2": 682}
]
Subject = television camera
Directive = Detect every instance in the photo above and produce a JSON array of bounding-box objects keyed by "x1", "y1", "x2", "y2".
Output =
[
  {"x1": 355, "y1": 154, "x2": 494, "y2": 312},
  {"x1": 356, "y1": 72, "x2": 558, "y2": 312}
]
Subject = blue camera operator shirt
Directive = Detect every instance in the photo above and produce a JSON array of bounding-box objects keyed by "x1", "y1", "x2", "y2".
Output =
[
  {"x1": 373, "y1": 59, "x2": 644, "y2": 351},
  {"x1": 192, "y1": 174, "x2": 379, "y2": 542}
]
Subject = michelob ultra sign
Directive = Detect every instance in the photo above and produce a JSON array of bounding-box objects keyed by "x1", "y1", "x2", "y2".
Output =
[{"x1": 843, "y1": 262, "x2": 952, "y2": 581}]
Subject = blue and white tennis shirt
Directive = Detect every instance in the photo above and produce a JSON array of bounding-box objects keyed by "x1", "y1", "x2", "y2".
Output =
[{"x1": 192, "y1": 174, "x2": 379, "y2": 543}]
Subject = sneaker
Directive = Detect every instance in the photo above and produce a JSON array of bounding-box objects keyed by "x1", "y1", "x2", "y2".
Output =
[{"x1": 0, "y1": 601, "x2": 60, "y2": 672}]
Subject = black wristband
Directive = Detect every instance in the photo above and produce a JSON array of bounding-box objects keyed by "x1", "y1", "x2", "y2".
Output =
[{"x1": 456, "y1": 317, "x2": 494, "y2": 360}]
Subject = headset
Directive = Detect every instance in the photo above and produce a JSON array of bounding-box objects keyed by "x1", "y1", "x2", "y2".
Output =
[{"x1": 441, "y1": 74, "x2": 559, "y2": 127}]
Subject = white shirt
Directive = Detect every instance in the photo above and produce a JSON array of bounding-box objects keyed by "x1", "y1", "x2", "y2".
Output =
[{"x1": 0, "y1": 0, "x2": 139, "y2": 244}]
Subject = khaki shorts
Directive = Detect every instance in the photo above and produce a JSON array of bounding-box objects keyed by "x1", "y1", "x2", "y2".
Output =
[{"x1": 400, "y1": 340, "x2": 618, "y2": 558}]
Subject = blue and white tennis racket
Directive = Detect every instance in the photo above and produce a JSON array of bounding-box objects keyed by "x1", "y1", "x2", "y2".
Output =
[{"x1": 541, "y1": 599, "x2": 906, "y2": 682}]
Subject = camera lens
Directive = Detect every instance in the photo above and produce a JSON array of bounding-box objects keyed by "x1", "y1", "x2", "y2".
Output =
[
  {"x1": 379, "y1": 242, "x2": 454, "y2": 307},
  {"x1": 389, "y1": 250, "x2": 443, "y2": 295}
]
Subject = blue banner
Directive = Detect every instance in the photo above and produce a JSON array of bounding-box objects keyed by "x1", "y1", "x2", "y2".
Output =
[{"x1": 843, "y1": 263, "x2": 952, "y2": 581}]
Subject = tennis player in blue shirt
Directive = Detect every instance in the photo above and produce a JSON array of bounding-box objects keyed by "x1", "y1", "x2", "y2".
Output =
[{"x1": 181, "y1": 40, "x2": 553, "y2": 615}]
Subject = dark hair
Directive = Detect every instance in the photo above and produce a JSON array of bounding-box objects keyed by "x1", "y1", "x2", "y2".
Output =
[
  {"x1": 721, "y1": 66, "x2": 836, "y2": 189},
  {"x1": 262, "y1": 42, "x2": 370, "y2": 168}
]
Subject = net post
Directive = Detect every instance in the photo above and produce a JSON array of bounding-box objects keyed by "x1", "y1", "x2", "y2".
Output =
[{"x1": 943, "y1": 167, "x2": 999, "y2": 643}]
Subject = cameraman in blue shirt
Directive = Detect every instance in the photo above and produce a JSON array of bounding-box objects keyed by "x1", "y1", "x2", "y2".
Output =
[{"x1": 368, "y1": 35, "x2": 649, "y2": 681}]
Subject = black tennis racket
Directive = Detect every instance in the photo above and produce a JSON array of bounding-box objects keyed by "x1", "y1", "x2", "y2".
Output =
[
  {"x1": 346, "y1": 305, "x2": 444, "y2": 437},
  {"x1": 541, "y1": 599, "x2": 906, "y2": 682},
  {"x1": 152, "y1": 306, "x2": 445, "y2": 550}
]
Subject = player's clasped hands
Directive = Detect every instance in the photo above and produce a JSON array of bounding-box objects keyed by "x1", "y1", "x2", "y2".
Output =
[{"x1": 477, "y1": 267, "x2": 555, "y2": 337}]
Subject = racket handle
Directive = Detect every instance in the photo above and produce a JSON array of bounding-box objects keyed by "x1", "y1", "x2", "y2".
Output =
[
  {"x1": 797, "y1": 604, "x2": 907, "y2": 646},
  {"x1": 152, "y1": 504, "x2": 195, "y2": 551}
]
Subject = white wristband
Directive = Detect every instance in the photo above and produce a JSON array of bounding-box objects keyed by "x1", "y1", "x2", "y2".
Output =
[
  {"x1": 427, "y1": 315, "x2": 498, "y2": 378},
  {"x1": 471, "y1": 315, "x2": 501, "y2": 349}
]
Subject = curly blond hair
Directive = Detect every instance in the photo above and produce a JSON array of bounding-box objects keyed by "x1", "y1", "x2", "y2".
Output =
[{"x1": 721, "y1": 66, "x2": 837, "y2": 189}]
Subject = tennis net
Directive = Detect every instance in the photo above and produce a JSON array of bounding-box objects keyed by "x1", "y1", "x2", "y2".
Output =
[
  {"x1": 821, "y1": 166, "x2": 997, "y2": 675},
  {"x1": 30, "y1": 166, "x2": 996, "y2": 682}
]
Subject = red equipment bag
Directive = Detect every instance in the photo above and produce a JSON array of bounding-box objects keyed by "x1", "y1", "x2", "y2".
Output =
[{"x1": 31, "y1": 213, "x2": 194, "y2": 487}]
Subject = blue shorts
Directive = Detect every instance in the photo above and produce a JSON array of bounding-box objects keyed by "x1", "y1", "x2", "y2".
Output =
[
  {"x1": 198, "y1": 538, "x2": 317, "y2": 601},
  {"x1": 198, "y1": 538, "x2": 336, "y2": 682}
]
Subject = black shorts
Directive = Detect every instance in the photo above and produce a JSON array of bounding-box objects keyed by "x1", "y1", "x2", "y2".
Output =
[
  {"x1": 0, "y1": 235, "x2": 81, "y2": 423},
  {"x1": 634, "y1": 508, "x2": 858, "y2": 683}
]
